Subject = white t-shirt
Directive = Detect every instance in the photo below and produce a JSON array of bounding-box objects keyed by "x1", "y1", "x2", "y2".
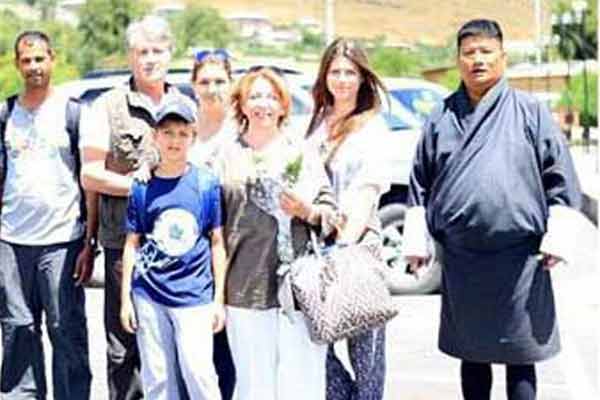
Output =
[
  {"x1": 306, "y1": 114, "x2": 394, "y2": 213},
  {"x1": 1, "y1": 92, "x2": 84, "y2": 245},
  {"x1": 188, "y1": 117, "x2": 237, "y2": 168}
]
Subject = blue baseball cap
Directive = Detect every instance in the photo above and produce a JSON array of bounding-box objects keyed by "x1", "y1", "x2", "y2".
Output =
[{"x1": 154, "y1": 101, "x2": 196, "y2": 127}]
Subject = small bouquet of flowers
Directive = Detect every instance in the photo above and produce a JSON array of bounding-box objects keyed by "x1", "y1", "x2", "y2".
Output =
[
  {"x1": 247, "y1": 151, "x2": 305, "y2": 318},
  {"x1": 247, "y1": 153, "x2": 304, "y2": 264},
  {"x1": 282, "y1": 153, "x2": 303, "y2": 188}
]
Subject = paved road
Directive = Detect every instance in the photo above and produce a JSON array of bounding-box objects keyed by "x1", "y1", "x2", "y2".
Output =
[
  {"x1": 77, "y1": 259, "x2": 599, "y2": 399},
  {"x1": 2, "y1": 145, "x2": 597, "y2": 399},
  {"x1": 28, "y1": 209, "x2": 597, "y2": 399},
  {"x1": 383, "y1": 207, "x2": 599, "y2": 400}
]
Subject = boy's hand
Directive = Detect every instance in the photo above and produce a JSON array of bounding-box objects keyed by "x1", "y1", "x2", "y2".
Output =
[
  {"x1": 132, "y1": 162, "x2": 152, "y2": 183},
  {"x1": 406, "y1": 255, "x2": 430, "y2": 279},
  {"x1": 120, "y1": 298, "x2": 138, "y2": 334},
  {"x1": 212, "y1": 303, "x2": 226, "y2": 333}
]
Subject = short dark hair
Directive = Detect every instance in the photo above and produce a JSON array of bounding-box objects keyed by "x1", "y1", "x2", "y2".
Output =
[
  {"x1": 155, "y1": 115, "x2": 197, "y2": 137},
  {"x1": 457, "y1": 19, "x2": 503, "y2": 50},
  {"x1": 14, "y1": 30, "x2": 52, "y2": 59}
]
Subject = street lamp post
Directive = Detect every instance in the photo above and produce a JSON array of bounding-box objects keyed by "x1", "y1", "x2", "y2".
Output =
[
  {"x1": 552, "y1": 12, "x2": 575, "y2": 140},
  {"x1": 534, "y1": 0, "x2": 542, "y2": 64},
  {"x1": 572, "y1": 0, "x2": 590, "y2": 152},
  {"x1": 324, "y1": 0, "x2": 335, "y2": 46},
  {"x1": 597, "y1": 0, "x2": 599, "y2": 173},
  {"x1": 554, "y1": 1, "x2": 592, "y2": 150}
]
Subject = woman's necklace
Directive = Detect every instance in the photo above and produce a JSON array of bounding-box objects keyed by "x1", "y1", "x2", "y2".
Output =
[{"x1": 319, "y1": 113, "x2": 347, "y2": 160}]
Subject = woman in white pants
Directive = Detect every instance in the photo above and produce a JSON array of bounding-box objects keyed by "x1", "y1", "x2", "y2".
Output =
[{"x1": 213, "y1": 67, "x2": 336, "y2": 400}]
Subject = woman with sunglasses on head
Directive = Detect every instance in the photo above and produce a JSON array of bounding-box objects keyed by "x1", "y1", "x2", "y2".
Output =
[
  {"x1": 188, "y1": 49, "x2": 237, "y2": 400},
  {"x1": 212, "y1": 67, "x2": 336, "y2": 400},
  {"x1": 189, "y1": 49, "x2": 237, "y2": 167},
  {"x1": 305, "y1": 38, "x2": 395, "y2": 400}
]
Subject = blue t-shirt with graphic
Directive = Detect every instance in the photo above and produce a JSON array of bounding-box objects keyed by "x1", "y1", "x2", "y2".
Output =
[{"x1": 126, "y1": 164, "x2": 222, "y2": 307}]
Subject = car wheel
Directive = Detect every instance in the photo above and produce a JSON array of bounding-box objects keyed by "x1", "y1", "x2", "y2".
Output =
[{"x1": 378, "y1": 203, "x2": 441, "y2": 295}]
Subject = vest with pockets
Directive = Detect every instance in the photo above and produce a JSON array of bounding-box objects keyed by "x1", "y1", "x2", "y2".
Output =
[{"x1": 96, "y1": 83, "x2": 194, "y2": 249}]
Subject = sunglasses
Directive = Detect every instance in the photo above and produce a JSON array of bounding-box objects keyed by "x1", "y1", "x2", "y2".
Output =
[{"x1": 194, "y1": 49, "x2": 230, "y2": 63}]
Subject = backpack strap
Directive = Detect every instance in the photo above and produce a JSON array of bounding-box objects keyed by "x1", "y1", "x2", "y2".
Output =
[
  {"x1": 0, "y1": 95, "x2": 18, "y2": 214},
  {"x1": 64, "y1": 97, "x2": 87, "y2": 223},
  {"x1": 0, "y1": 95, "x2": 17, "y2": 127},
  {"x1": 65, "y1": 97, "x2": 81, "y2": 158}
]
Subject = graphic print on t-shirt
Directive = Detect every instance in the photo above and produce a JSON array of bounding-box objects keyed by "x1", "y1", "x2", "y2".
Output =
[
  {"x1": 137, "y1": 208, "x2": 200, "y2": 273},
  {"x1": 6, "y1": 111, "x2": 69, "y2": 185}
]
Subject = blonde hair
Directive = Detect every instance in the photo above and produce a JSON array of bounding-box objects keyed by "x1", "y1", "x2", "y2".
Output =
[{"x1": 231, "y1": 67, "x2": 291, "y2": 134}]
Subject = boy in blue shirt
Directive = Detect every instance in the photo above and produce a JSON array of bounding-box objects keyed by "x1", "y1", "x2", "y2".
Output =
[{"x1": 120, "y1": 101, "x2": 226, "y2": 400}]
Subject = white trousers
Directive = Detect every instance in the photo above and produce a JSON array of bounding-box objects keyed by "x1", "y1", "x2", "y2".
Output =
[
  {"x1": 226, "y1": 307, "x2": 327, "y2": 400},
  {"x1": 133, "y1": 293, "x2": 221, "y2": 400}
]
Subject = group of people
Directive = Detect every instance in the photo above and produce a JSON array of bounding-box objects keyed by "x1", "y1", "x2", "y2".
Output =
[{"x1": 0, "y1": 13, "x2": 581, "y2": 400}]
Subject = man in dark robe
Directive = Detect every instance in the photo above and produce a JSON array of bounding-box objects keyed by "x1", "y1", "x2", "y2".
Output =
[{"x1": 402, "y1": 19, "x2": 581, "y2": 400}]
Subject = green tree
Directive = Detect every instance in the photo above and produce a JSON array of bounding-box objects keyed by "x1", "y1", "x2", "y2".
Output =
[
  {"x1": 439, "y1": 68, "x2": 461, "y2": 91},
  {"x1": 77, "y1": 0, "x2": 148, "y2": 71},
  {"x1": 0, "y1": 52, "x2": 21, "y2": 100},
  {"x1": 414, "y1": 36, "x2": 456, "y2": 69},
  {"x1": 170, "y1": 5, "x2": 233, "y2": 57},
  {"x1": 0, "y1": 9, "x2": 81, "y2": 100},
  {"x1": 299, "y1": 28, "x2": 323, "y2": 52},
  {"x1": 370, "y1": 47, "x2": 422, "y2": 77},
  {"x1": 560, "y1": 72, "x2": 598, "y2": 126},
  {"x1": 20, "y1": 0, "x2": 58, "y2": 20},
  {"x1": 1, "y1": 51, "x2": 80, "y2": 101},
  {"x1": 0, "y1": 9, "x2": 26, "y2": 55},
  {"x1": 286, "y1": 26, "x2": 323, "y2": 59},
  {"x1": 42, "y1": 19, "x2": 81, "y2": 67},
  {"x1": 38, "y1": 0, "x2": 57, "y2": 20},
  {"x1": 552, "y1": 0, "x2": 597, "y2": 60}
]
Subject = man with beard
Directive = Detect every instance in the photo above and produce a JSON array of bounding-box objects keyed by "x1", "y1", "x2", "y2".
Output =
[
  {"x1": 403, "y1": 19, "x2": 581, "y2": 400},
  {"x1": 0, "y1": 31, "x2": 95, "y2": 399},
  {"x1": 80, "y1": 16, "x2": 195, "y2": 400}
]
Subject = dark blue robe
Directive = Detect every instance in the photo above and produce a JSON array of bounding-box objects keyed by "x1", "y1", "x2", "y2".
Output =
[{"x1": 408, "y1": 77, "x2": 581, "y2": 363}]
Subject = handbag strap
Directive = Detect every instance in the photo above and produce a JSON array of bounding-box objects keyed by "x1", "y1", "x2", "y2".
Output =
[{"x1": 309, "y1": 229, "x2": 323, "y2": 260}]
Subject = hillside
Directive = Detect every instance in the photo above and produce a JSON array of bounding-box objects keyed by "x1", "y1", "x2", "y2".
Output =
[{"x1": 154, "y1": 0, "x2": 550, "y2": 47}]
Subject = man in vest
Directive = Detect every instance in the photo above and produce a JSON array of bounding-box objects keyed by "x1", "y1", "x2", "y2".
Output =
[
  {"x1": 80, "y1": 16, "x2": 195, "y2": 400},
  {"x1": 0, "y1": 30, "x2": 95, "y2": 399}
]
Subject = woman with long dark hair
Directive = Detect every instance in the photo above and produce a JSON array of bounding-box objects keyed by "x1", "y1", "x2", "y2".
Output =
[{"x1": 306, "y1": 38, "x2": 395, "y2": 400}]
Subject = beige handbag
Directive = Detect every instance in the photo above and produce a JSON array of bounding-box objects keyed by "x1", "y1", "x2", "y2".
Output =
[{"x1": 290, "y1": 232, "x2": 398, "y2": 344}]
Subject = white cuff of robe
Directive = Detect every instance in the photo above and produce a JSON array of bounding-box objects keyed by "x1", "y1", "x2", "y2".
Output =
[
  {"x1": 402, "y1": 206, "x2": 430, "y2": 258},
  {"x1": 539, "y1": 205, "x2": 579, "y2": 265}
]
